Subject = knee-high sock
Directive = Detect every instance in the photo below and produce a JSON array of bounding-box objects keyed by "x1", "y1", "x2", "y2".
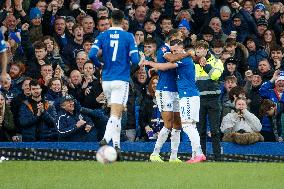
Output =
[
  {"x1": 182, "y1": 123, "x2": 203, "y2": 156},
  {"x1": 103, "y1": 116, "x2": 119, "y2": 143},
  {"x1": 112, "y1": 117, "x2": 121, "y2": 148},
  {"x1": 152, "y1": 127, "x2": 170, "y2": 155},
  {"x1": 170, "y1": 129, "x2": 181, "y2": 160}
]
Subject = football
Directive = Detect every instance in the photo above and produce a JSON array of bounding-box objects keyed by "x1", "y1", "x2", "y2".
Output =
[{"x1": 96, "y1": 145, "x2": 118, "y2": 164}]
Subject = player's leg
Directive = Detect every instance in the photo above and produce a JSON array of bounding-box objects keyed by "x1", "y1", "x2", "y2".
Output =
[
  {"x1": 150, "y1": 91, "x2": 173, "y2": 162},
  {"x1": 169, "y1": 93, "x2": 182, "y2": 162},
  {"x1": 179, "y1": 96, "x2": 206, "y2": 163},
  {"x1": 100, "y1": 81, "x2": 113, "y2": 145},
  {"x1": 109, "y1": 81, "x2": 129, "y2": 149}
]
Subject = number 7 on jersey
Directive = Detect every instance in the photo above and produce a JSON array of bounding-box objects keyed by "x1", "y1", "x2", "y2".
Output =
[{"x1": 110, "y1": 40, "x2": 119, "y2": 61}]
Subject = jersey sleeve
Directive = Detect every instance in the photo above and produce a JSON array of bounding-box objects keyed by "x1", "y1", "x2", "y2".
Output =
[
  {"x1": 88, "y1": 33, "x2": 103, "y2": 67},
  {"x1": 128, "y1": 33, "x2": 140, "y2": 65},
  {"x1": 0, "y1": 30, "x2": 7, "y2": 53}
]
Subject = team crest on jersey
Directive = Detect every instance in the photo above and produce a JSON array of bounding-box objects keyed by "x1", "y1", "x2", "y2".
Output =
[{"x1": 161, "y1": 47, "x2": 167, "y2": 52}]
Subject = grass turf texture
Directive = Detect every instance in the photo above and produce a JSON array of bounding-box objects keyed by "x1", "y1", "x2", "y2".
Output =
[{"x1": 0, "y1": 161, "x2": 283, "y2": 189}]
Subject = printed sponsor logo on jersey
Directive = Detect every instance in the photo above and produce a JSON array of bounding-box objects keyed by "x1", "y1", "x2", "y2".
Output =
[{"x1": 166, "y1": 103, "x2": 172, "y2": 108}]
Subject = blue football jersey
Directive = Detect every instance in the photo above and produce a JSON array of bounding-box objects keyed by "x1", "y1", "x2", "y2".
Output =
[
  {"x1": 0, "y1": 29, "x2": 7, "y2": 53},
  {"x1": 176, "y1": 57, "x2": 199, "y2": 97},
  {"x1": 89, "y1": 27, "x2": 139, "y2": 82},
  {"x1": 156, "y1": 44, "x2": 178, "y2": 92}
]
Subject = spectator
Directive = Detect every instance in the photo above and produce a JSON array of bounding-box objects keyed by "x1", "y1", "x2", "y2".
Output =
[
  {"x1": 68, "y1": 69, "x2": 83, "y2": 102},
  {"x1": 269, "y1": 45, "x2": 284, "y2": 70},
  {"x1": 129, "y1": 5, "x2": 147, "y2": 33},
  {"x1": 259, "y1": 99, "x2": 282, "y2": 142},
  {"x1": 221, "y1": 97, "x2": 263, "y2": 145},
  {"x1": 244, "y1": 70, "x2": 263, "y2": 116},
  {"x1": 211, "y1": 39, "x2": 224, "y2": 59},
  {"x1": 75, "y1": 51, "x2": 88, "y2": 73},
  {"x1": 219, "y1": 6, "x2": 234, "y2": 36},
  {"x1": 10, "y1": 77, "x2": 32, "y2": 138},
  {"x1": 244, "y1": 35, "x2": 268, "y2": 71},
  {"x1": 220, "y1": 57, "x2": 244, "y2": 85},
  {"x1": 224, "y1": 38, "x2": 248, "y2": 76},
  {"x1": 62, "y1": 24, "x2": 84, "y2": 72},
  {"x1": 209, "y1": 17, "x2": 227, "y2": 43},
  {"x1": 257, "y1": 59, "x2": 274, "y2": 82},
  {"x1": 0, "y1": 74, "x2": 19, "y2": 105},
  {"x1": 0, "y1": 92, "x2": 16, "y2": 142},
  {"x1": 94, "y1": 16, "x2": 110, "y2": 38},
  {"x1": 44, "y1": 77, "x2": 64, "y2": 107},
  {"x1": 19, "y1": 79, "x2": 57, "y2": 141},
  {"x1": 65, "y1": 16, "x2": 76, "y2": 35},
  {"x1": 56, "y1": 95, "x2": 97, "y2": 142},
  {"x1": 262, "y1": 29, "x2": 277, "y2": 55}
]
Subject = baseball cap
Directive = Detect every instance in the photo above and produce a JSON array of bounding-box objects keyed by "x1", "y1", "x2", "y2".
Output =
[{"x1": 60, "y1": 95, "x2": 74, "y2": 105}]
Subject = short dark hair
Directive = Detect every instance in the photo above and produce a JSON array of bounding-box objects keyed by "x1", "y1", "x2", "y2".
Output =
[
  {"x1": 72, "y1": 23, "x2": 83, "y2": 33},
  {"x1": 270, "y1": 45, "x2": 284, "y2": 53},
  {"x1": 225, "y1": 38, "x2": 237, "y2": 47},
  {"x1": 229, "y1": 86, "x2": 246, "y2": 102},
  {"x1": 34, "y1": 41, "x2": 47, "y2": 50},
  {"x1": 212, "y1": 39, "x2": 224, "y2": 48},
  {"x1": 29, "y1": 79, "x2": 40, "y2": 87},
  {"x1": 195, "y1": 40, "x2": 209, "y2": 49},
  {"x1": 144, "y1": 38, "x2": 157, "y2": 45},
  {"x1": 97, "y1": 16, "x2": 109, "y2": 24},
  {"x1": 111, "y1": 10, "x2": 124, "y2": 25}
]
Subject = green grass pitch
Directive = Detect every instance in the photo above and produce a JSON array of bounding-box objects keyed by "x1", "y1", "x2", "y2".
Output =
[{"x1": 0, "y1": 161, "x2": 283, "y2": 189}]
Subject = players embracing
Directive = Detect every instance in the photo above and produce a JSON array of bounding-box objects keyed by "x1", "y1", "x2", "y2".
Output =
[{"x1": 144, "y1": 33, "x2": 208, "y2": 163}]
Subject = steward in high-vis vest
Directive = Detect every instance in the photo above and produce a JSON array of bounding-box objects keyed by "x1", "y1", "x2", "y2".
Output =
[{"x1": 194, "y1": 40, "x2": 224, "y2": 161}]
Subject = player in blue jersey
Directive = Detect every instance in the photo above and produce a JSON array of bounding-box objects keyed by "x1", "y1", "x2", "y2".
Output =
[
  {"x1": 143, "y1": 39, "x2": 206, "y2": 163},
  {"x1": 0, "y1": 28, "x2": 7, "y2": 76},
  {"x1": 89, "y1": 10, "x2": 141, "y2": 155},
  {"x1": 148, "y1": 31, "x2": 193, "y2": 163}
]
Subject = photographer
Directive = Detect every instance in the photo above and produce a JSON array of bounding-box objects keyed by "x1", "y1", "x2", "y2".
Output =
[{"x1": 221, "y1": 97, "x2": 264, "y2": 145}]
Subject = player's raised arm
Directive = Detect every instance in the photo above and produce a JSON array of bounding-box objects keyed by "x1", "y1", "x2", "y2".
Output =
[
  {"x1": 89, "y1": 36, "x2": 103, "y2": 68},
  {"x1": 142, "y1": 61, "x2": 177, "y2": 71},
  {"x1": 0, "y1": 28, "x2": 7, "y2": 76},
  {"x1": 129, "y1": 33, "x2": 140, "y2": 65},
  {"x1": 164, "y1": 48, "x2": 195, "y2": 63}
]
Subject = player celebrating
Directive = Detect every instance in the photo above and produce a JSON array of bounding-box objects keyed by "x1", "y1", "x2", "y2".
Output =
[
  {"x1": 0, "y1": 28, "x2": 7, "y2": 77},
  {"x1": 147, "y1": 33, "x2": 182, "y2": 163},
  {"x1": 89, "y1": 10, "x2": 141, "y2": 155},
  {"x1": 144, "y1": 39, "x2": 206, "y2": 163}
]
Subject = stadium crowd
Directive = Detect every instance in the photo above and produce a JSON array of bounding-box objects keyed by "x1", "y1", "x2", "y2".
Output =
[{"x1": 0, "y1": 0, "x2": 284, "y2": 148}]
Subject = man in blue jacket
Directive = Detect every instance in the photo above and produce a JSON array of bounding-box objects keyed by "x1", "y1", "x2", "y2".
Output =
[
  {"x1": 56, "y1": 95, "x2": 97, "y2": 142},
  {"x1": 19, "y1": 79, "x2": 57, "y2": 141}
]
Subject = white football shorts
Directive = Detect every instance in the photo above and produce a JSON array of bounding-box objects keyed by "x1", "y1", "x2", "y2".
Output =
[
  {"x1": 179, "y1": 96, "x2": 200, "y2": 123},
  {"x1": 155, "y1": 90, "x2": 179, "y2": 112},
  {"x1": 102, "y1": 80, "x2": 129, "y2": 106}
]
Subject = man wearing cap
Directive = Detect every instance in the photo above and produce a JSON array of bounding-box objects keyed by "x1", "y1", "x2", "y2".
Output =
[
  {"x1": 256, "y1": 17, "x2": 268, "y2": 36},
  {"x1": 28, "y1": 7, "x2": 43, "y2": 43},
  {"x1": 259, "y1": 70, "x2": 284, "y2": 140},
  {"x1": 244, "y1": 70, "x2": 263, "y2": 116},
  {"x1": 56, "y1": 95, "x2": 97, "y2": 142},
  {"x1": 253, "y1": 3, "x2": 266, "y2": 20}
]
